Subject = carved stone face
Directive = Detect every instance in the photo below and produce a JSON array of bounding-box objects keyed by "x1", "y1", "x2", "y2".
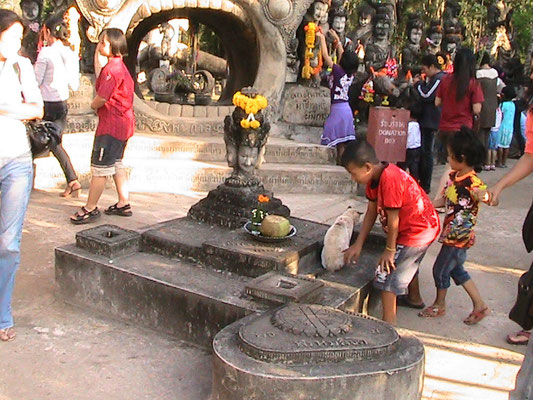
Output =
[
  {"x1": 238, "y1": 146, "x2": 259, "y2": 175},
  {"x1": 373, "y1": 20, "x2": 390, "y2": 41},
  {"x1": 226, "y1": 141, "x2": 238, "y2": 168},
  {"x1": 332, "y1": 16, "x2": 346, "y2": 34},
  {"x1": 21, "y1": 1, "x2": 39, "y2": 21},
  {"x1": 359, "y1": 14, "x2": 372, "y2": 27},
  {"x1": 429, "y1": 32, "x2": 443, "y2": 47},
  {"x1": 409, "y1": 28, "x2": 422, "y2": 46},
  {"x1": 311, "y1": 1, "x2": 328, "y2": 23}
]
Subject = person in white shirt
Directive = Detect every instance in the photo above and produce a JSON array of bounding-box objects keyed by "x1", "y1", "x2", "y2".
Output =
[
  {"x1": 397, "y1": 115, "x2": 422, "y2": 183},
  {"x1": 34, "y1": 15, "x2": 80, "y2": 197},
  {"x1": 0, "y1": 9, "x2": 43, "y2": 342}
]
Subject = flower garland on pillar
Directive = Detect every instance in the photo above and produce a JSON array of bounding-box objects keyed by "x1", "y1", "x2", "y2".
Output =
[{"x1": 232, "y1": 91, "x2": 268, "y2": 129}]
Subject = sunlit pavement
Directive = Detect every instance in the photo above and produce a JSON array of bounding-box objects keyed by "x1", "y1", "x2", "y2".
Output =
[{"x1": 0, "y1": 159, "x2": 531, "y2": 399}]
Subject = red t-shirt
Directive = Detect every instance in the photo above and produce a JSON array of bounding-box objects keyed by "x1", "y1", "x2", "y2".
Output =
[
  {"x1": 526, "y1": 110, "x2": 533, "y2": 155},
  {"x1": 436, "y1": 74, "x2": 484, "y2": 131},
  {"x1": 95, "y1": 57, "x2": 135, "y2": 141},
  {"x1": 366, "y1": 164, "x2": 441, "y2": 247}
]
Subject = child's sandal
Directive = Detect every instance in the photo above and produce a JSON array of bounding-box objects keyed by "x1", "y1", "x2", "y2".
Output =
[
  {"x1": 70, "y1": 207, "x2": 101, "y2": 225},
  {"x1": 463, "y1": 307, "x2": 489, "y2": 325},
  {"x1": 0, "y1": 328, "x2": 16, "y2": 342}
]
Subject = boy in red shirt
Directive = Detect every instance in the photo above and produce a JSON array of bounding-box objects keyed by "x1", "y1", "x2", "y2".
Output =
[{"x1": 342, "y1": 141, "x2": 440, "y2": 324}]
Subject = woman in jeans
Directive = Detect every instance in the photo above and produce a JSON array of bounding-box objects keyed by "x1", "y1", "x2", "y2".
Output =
[
  {"x1": 34, "y1": 14, "x2": 80, "y2": 197},
  {"x1": 0, "y1": 9, "x2": 43, "y2": 342}
]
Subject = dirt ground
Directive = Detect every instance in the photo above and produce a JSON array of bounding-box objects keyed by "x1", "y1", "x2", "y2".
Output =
[{"x1": 0, "y1": 161, "x2": 532, "y2": 400}]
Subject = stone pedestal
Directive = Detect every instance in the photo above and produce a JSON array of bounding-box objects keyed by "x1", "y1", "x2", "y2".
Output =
[
  {"x1": 187, "y1": 183, "x2": 290, "y2": 229},
  {"x1": 212, "y1": 303, "x2": 425, "y2": 400}
]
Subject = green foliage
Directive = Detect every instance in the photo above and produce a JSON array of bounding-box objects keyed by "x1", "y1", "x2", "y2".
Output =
[
  {"x1": 198, "y1": 24, "x2": 224, "y2": 58},
  {"x1": 510, "y1": 0, "x2": 533, "y2": 60},
  {"x1": 458, "y1": 0, "x2": 487, "y2": 50}
]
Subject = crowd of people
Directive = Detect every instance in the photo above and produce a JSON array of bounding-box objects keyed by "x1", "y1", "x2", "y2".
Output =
[
  {"x1": 0, "y1": 9, "x2": 134, "y2": 342},
  {"x1": 0, "y1": 3, "x2": 532, "y2": 397}
]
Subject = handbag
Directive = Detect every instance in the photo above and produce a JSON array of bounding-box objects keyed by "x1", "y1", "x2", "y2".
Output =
[
  {"x1": 523, "y1": 198, "x2": 533, "y2": 253},
  {"x1": 13, "y1": 62, "x2": 61, "y2": 157},
  {"x1": 509, "y1": 263, "x2": 533, "y2": 330},
  {"x1": 508, "y1": 200, "x2": 533, "y2": 329},
  {"x1": 25, "y1": 119, "x2": 61, "y2": 157}
]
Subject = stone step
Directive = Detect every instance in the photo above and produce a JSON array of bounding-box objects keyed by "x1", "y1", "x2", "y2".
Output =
[
  {"x1": 55, "y1": 132, "x2": 336, "y2": 164},
  {"x1": 34, "y1": 135, "x2": 353, "y2": 195}
]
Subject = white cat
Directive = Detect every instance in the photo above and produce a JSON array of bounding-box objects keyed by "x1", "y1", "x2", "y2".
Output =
[{"x1": 321, "y1": 207, "x2": 362, "y2": 272}]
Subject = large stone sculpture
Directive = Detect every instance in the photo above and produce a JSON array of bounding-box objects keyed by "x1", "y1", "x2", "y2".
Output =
[
  {"x1": 423, "y1": 21, "x2": 443, "y2": 56},
  {"x1": 347, "y1": 3, "x2": 375, "y2": 50},
  {"x1": 297, "y1": 0, "x2": 329, "y2": 86},
  {"x1": 20, "y1": 0, "x2": 42, "y2": 63},
  {"x1": 401, "y1": 14, "x2": 423, "y2": 74},
  {"x1": 364, "y1": 10, "x2": 392, "y2": 69},
  {"x1": 442, "y1": 0, "x2": 463, "y2": 60},
  {"x1": 326, "y1": 6, "x2": 352, "y2": 58},
  {"x1": 224, "y1": 87, "x2": 270, "y2": 187},
  {"x1": 487, "y1": 0, "x2": 513, "y2": 63},
  {"x1": 188, "y1": 87, "x2": 289, "y2": 227}
]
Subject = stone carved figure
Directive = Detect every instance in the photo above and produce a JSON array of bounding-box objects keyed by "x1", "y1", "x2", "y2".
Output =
[
  {"x1": 347, "y1": 3, "x2": 375, "y2": 50},
  {"x1": 224, "y1": 87, "x2": 270, "y2": 187},
  {"x1": 442, "y1": 0, "x2": 463, "y2": 60},
  {"x1": 296, "y1": 0, "x2": 329, "y2": 86},
  {"x1": 487, "y1": 0, "x2": 513, "y2": 63},
  {"x1": 326, "y1": 6, "x2": 352, "y2": 57},
  {"x1": 20, "y1": 0, "x2": 42, "y2": 62},
  {"x1": 364, "y1": 10, "x2": 392, "y2": 70},
  {"x1": 424, "y1": 21, "x2": 443, "y2": 56},
  {"x1": 401, "y1": 14, "x2": 423, "y2": 74}
]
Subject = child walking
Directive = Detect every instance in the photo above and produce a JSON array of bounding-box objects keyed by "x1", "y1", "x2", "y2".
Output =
[
  {"x1": 317, "y1": 30, "x2": 358, "y2": 164},
  {"x1": 70, "y1": 28, "x2": 135, "y2": 224},
  {"x1": 342, "y1": 141, "x2": 441, "y2": 325},
  {"x1": 485, "y1": 105, "x2": 502, "y2": 171},
  {"x1": 419, "y1": 127, "x2": 490, "y2": 324},
  {"x1": 497, "y1": 86, "x2": 517, "y2": 168}
]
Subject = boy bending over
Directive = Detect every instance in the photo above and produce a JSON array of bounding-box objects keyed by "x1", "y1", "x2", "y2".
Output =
[{"x1": 342, "y1": 141, "x2": 440, "y2": 324}]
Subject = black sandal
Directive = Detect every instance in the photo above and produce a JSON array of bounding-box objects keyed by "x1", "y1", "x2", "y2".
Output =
[
  {"x1": 105, "y1": 203, "x2": 132, "y2": 217},
  {"x1": 70, "y1": 206, "x2": 101, "y2": 225}
]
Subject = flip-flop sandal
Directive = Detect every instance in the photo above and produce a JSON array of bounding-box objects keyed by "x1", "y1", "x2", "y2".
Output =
[
  {"x1": 0, "y1": 328, "x2": 16, "y2": 342},
  {"x1": 507, "y1": 330, "x2": 530, "y2": 345},
  {"x1": 70, "y1": 206, "x2": 101, "y2": 225},
  {"x1": 104, "y1": 203, "x2": 132, "y2": 217},
  {"x1": 418, "y1": 306, "x2": 446, "y2": 318},
  {"x1": 397, "y1": 295, "x2": 426, "y2": 310},
  {"x1": 463, "y1": 307, "x2": 490, "y2": 325}
]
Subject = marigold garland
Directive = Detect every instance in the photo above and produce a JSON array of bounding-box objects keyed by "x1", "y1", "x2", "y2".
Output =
[{"x1": 232, "y1": 91, "x2": 268, "y2": 129}]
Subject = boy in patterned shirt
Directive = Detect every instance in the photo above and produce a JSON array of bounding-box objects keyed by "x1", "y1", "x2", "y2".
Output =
[{"x1": 419, "y1": 127, "x2": 490, "y2": 324}]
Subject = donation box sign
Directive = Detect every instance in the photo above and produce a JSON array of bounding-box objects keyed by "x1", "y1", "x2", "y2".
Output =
[{"x1": 367, "y1": 106, "x2": 409, "y2": 162}]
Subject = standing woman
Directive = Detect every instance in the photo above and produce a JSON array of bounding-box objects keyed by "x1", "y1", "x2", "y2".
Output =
[
  {"x1": 0, "y1": 9, "x2": 43, "y2": 341},
  {"x1": 34, "y1": 15, "x2": 81, "y2": 197},
  {"x1": 70, "y1": 28, "x2": 134, "y2": 224},
  {"x1": 434, "y1": 48, "x2": 484, "y2": 198}
]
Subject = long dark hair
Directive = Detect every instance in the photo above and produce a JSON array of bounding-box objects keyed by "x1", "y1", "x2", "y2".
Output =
[
  {"x1": 44, "y1": 15, "x2": 69, "y2": 43},
  {"x1": 0, "y1": 9, "x2": 22, "y2": 36},
  {"x1": 452, "y1": 48, "x2": 476, "y2": 102}
]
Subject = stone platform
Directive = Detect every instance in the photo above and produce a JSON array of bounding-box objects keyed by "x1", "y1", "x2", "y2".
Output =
[
  {"x1": 212, "y1": 304, "x2": 425, "y2": 400},
  {"x1": 55, "y1": 218, "x2": 383, "y2": 347}
]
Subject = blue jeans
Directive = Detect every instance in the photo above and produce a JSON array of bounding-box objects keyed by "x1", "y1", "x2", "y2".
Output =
[
  {"x1": 0, "y1": 155, "x2": 33, "y2": 329},
  {"x1": 432, "y1": 245, "x2": 471, "y2": 289}
]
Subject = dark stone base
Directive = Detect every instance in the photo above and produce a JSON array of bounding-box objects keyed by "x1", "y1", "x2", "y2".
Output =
[
  {"x1": 187, "y1": 183, "x2": 289, "y2": 229},
  {"x1": 54, "y1": 217, "x2": 385, "y2": 347},
  {"x1": 212, "y1": 313, "x2": 425, "y2": 400}
]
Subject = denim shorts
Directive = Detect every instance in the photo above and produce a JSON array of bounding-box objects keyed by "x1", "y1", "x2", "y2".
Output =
[
  {"x1": 432, "y1": 245, "x2": 471, "y2": 289},
  {"x1": 90, "y1": 134, "x2": 128, "y2": 177},
  {"x1": 374, "y1": 243, "x2": 430, "y2": 295}
]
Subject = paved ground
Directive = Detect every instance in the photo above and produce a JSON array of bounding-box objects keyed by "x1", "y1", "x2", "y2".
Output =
[{"x1": 0, "y1": 160, "x2": 532, "y2": 400}]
